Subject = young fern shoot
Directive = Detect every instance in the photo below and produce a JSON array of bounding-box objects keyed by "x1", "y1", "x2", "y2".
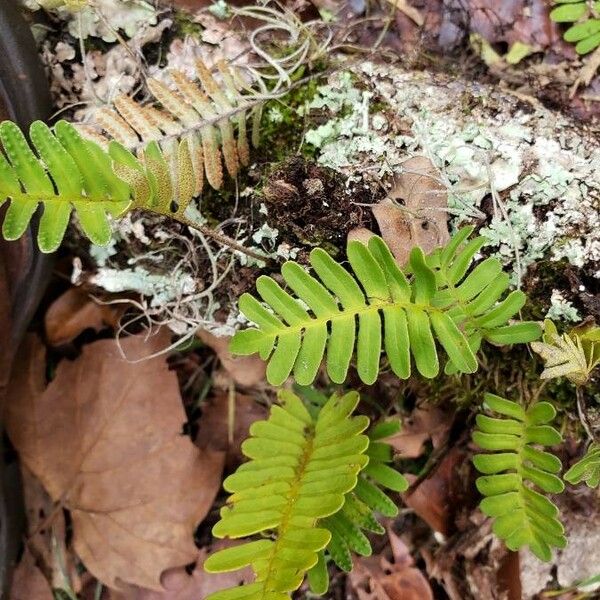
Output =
[{"x1": 230, "y1": 228, "x2": 541, "y2": 386}]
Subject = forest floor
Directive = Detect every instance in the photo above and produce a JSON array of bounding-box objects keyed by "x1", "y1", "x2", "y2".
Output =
[{"x1": 2, "y1": 1, "x2": 600, "y2": 599}]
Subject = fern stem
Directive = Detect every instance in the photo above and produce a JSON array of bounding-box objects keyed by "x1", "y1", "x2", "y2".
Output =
[{"x1": 175, "y1": 214, "x2": 270, "y2": 263}]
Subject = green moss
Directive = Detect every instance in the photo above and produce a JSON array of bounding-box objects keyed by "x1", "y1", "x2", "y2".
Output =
[{"x1": 172, "y1": 9, "x2": 203, "y2": 39}]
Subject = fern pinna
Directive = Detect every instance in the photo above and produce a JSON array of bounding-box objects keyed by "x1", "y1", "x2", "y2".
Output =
[
  {"x1": 203, "y1": 390, "x2": 406, "y2": 599},
  {"x1": 473, "y1": 393, "x2": 566, "y2": 561},
  {"x1": 550, "y1": 0, "x2": 600, "y2": 54},
  {"x1": 565, "y1": 443, "x2": 600, "y2": 489},
  {"x1": 0, "y1": 59, "x2": 264, "y2": 253},
  {"x1": 230, "y1": 227, "x2": 541, "y2": 386}
]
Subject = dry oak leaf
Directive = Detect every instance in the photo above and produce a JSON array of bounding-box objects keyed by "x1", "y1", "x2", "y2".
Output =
[
  {"x1": 372, "y1": 156, "x2": 449, "y2": 265},
  {"x1": 109, "y1": 541, "x2": 254, "y2": 599},
  {"x1": 196, "y1": 330, "x2": 266, "y2": 387},
  {"x1": 45, "y1": 287, "x2": 123, "y2": 346},
  {"x1": 195, "y1": 391, "x2": 268, "y2": 467},
  {"x1": 350, "y1": 530, "x2": 433, "y2": 600},
  {"x1": 5, "y1": 333, "x2": 225, "y2": 591},
  {"x1": 8, "y1": 548, "x2": 54, "y2": 600}
]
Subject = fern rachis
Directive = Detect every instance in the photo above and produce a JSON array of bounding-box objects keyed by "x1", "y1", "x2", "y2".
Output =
[{"x1": 231, "y1": 228, "x2": 541, "y2": 385}]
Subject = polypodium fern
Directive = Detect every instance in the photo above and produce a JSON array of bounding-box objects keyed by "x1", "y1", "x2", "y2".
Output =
[
  {"x1": 532, "y1": 320, "x2": 600, "y2": 385},
  {"x1": 203, "y1": 390, "x2": 406, "y2": 599},
  {"x1": 320, "y1": 419, "x2": 407, "y2": 575},
  {"x1": 564, "y1": 443, "x2": 600, "y2": 488},
  {"x1": 550, "y1": 0, "x2": 600, "y2": 54},
  {"x1": 473, "y1": 393, "x2": 566, "y2": 561},
  {"x1": 0, "y1": 59, "x2": 266, "y2": 253},
  {"x1": 230, "y1": 227, "x2": 541, "y2": 386}
]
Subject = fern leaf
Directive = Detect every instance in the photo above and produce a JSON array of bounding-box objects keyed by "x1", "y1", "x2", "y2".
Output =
[
  {"x1": 564, "y1": 444, "x2": 600, "y2": 488},
  {"x1": 203, "y1": 390, "x2": 370, "y2": 599},
  {"x1": 0, "y1": 120, "x2": 131, "y2": 252},
  {"x1": 231, "y1": 229, "x2": 541, "y2": 386},
  {"x1": 322, "y1": 419, "x2": 407, "y2": 572},
  {"x1": 551, "y1": 0, "x2": 600, "y2": 54},
  {"x1": 532, "y1": 320, "x2": 600, "y2": 385},
  {"x1": 473, "y1": 393, "x2": 566, "y2": 561},
  {"x1": 97, "y1": 59, "x2": 262, "y2": 192}
]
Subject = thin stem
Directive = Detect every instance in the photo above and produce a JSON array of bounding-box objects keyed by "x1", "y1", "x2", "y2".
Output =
[
  {"x1": 576, "y1": 386, "x2": 596, "y2": 442},
  {"x1": 175, "y1": 214, "x2": 270, "y2": 263}
]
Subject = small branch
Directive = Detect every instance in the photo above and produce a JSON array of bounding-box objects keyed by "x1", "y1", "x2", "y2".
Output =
[
  {"x1": 576, "y1": 386, "x2": 596, "y2": 442},
  {"x1": 175, "y1": 214, "x2": 270, "y2": 263}
]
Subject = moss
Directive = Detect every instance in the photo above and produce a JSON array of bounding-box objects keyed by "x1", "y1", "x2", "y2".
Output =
[{"x1": 171, "y1": 8, "x2": 204, "y2": 39}]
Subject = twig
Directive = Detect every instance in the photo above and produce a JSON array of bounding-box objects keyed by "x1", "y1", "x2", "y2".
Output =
[
  {"x1": 576, "y1": 386, "x2": 596, "y2": 442},
  {"x1": 176, "y1": 214, "x2": 269, "y2": 263}
]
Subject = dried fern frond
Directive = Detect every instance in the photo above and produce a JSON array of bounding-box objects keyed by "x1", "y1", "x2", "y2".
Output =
[{"x1": 94, "y1": 58, "x2": 263, "y2": 193}]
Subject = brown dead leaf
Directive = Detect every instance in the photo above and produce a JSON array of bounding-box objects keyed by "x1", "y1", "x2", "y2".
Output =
[
  {"x1": 372, "y1": 156, "x2": 449, "y2": 265},
  {"x1": 21, "y1": 465, "x2": 77, "y2": 591},
  {"x1": 197, "y1": 330, "x2": 266, "y2": 387},
  {"x1": 196, "y1": 391, "x2": 267, "y2": 467},
  {"x1": 45, "y1": 288, "x2": 122, "y2": 346},
  {"x1": 8, "y1": 548, "x2": 53, "y2": 600},
  {"x1": 387, "y1": 405, "x2": 452, "y2": 458},
  {"x1": 403, "y1": 447, "x2": 467, "y2": 535},
  {"x1": 109, "y1": 541, "x2": 254, "y2": 599},
  {"x1": 5, "y1": 332, "x2": 225, "y2": 591},
  {"x1": 350, "y1": 530, "x2": 433, "y2": 600}
]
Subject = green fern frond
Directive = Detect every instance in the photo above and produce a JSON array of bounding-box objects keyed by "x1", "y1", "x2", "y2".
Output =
[
  {"x1": 551, "y1": 0, "x2": 600, "y2": 54},
  {"x1": 321, "y1": 419, "x2": 407, "y2": 573},
  {"x1": 0, "y1": 120, "x2": 131, "y2": 252},
  {"x1": 0, "y1": 59, "x2": 266, "y2": 253},
  {"x1": 473, "y1": 393, "x2": 566, "y2": 561},
  {"x1": 203, "y1": 390, "x2": 371, "y2": 599},
  {"x1": 230, "y1": 228, "x2": 541, "y2": 386},
  {"x1": 564, "y1": 443, "x2": 600, "y2": 488},
  {"x1": 532, "y1": 320, "x2": 600, "y2": 386}
]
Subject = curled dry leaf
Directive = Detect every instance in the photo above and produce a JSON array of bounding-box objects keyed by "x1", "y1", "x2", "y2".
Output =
[
  {"x1": 197, "y1": 330, "x2": 266, "y2": 388},
  {"x1": 21, "y1": 465, "x2": 76, "y2": 591},
  {"x1": 108, "y1": 541, "x2": 254, "y2": 599},
  {"x1": 349, "y1": 530, "x2": 433, "y2": 600},
  {"x1": 403, "y1": 447, "x2": 468, "y2": 535},
  {"x1": 45, "y1": 287, "x2": 123, "y2": 346},
  {"x1": 372, "y1": 156, "x2": 449, "y2": 265},
  {"x1": 387, "y1": 405, "x2": 452, "y2": 458},
  {"x1": 5, "y1": 333, "x2": 225, "y2": 591},
  {"x1": 8, "y1": 548, "x2": 53, "y2": 600}
]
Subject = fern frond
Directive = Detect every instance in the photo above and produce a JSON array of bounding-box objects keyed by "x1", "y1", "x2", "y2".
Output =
[
  {"x1": 550, "y1": 0, "x2": 600, "y2": 54},
  {"x1": 230, "y1": 228, "x2": 541, "y2": 386},
  {"x1": 203, "y1": 390, "x2": 371, "y2": 599},
  {"x1": 473, "y1": 393, "x2": 566, "y2": 561},
  {"x1": 532, "y1": 320, "x2": 600, "y2": 385},
  {"x1": 321, "y1": 419, "x2": 407, "y2": 573},
  {"x1": 564, "y1": 443, "x2": 600, "y2": 488},
  {"x1": 0, "y1": 58, "x2": 266, "y2": 253},
  {"x1": 95, "y1": 59, "x2": 262, "y2": 191},
  {"x1": 0, "y1": 120, "x2": 130, "y2": 252}
]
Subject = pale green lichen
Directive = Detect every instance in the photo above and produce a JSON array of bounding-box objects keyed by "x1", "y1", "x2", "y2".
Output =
[
  {"x1": 546, "y1": 290, "x2": 581, "y2": 322},
  {"x1": 302, "y1": 61, "x2": 600, "y2": 302}
]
